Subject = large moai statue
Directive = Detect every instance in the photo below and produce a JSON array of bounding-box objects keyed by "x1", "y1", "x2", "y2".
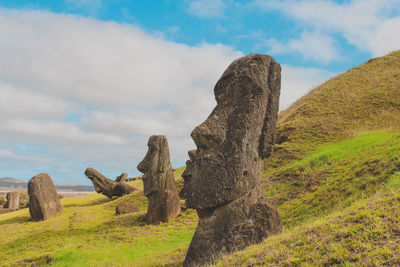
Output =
[
  {"x1": 28, "y1": 173, "x2": 63, "y2": 221},
  {"x1": 85, "y1": 168, "x2": 136, "y2": 199},
  {"x1": 182, "y1": 54, "x2": 283, "y2": 266},
  {"x1": 4, "y1": 192, "x2": 21, "y2": 210},
  {"x1": 137, "y1": 135, "x2": 180, "y2": 225}
]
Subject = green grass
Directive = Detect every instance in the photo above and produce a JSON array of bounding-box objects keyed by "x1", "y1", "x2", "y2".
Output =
[
  {"x1": 264, "y1": 131, "x2": 400, "y2": 228},
  {"x1": 217, "y1": 173, "x2": 400, "y2": 266},
  {"x1": 290, "y1": 131, "x2": 395, "y2": 169},
  {"x1": 0, "y1": 170, "x2": 197, "y2": 267}
]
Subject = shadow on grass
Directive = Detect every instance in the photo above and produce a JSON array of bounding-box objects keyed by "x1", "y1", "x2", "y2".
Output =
[
  {"x1": 62, "y1": 197, "x2": 110, "y2": 208},
  {"x1": 0, "y1": 214, "x2": 30, "y2": 226}
]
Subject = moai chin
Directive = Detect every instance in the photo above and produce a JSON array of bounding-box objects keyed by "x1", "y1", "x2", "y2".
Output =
[
  {"x1": 137, "y1": 135, "x2": 180, "y2": 225},
  {"x1": 182, "y1": 54, "x2": 283, "y2": 266}
]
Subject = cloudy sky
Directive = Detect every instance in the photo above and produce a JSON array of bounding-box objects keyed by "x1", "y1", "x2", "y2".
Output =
[{"x1": 0, "y1": 0, "x2": 399, "y2": 185}]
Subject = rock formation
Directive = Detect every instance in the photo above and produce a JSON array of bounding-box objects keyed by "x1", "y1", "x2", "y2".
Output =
[
  {"x1": 28, "y1": 173, "x2": 63, "y2": 221},
  {"x1": 115, "y1": 201, "x2": 138, "y2": 215},
  {"x1": 4, "y1": 191, "x2": 20, "y2": 210},
  {"x1": 182, "y1": 54, "x2": 283, "y2": 266},
  {"x1": 85, "y1": 168, "x2": 136, "y2": 199},
  {"x1": 115, "y1": 173, "x2": 128, "y2": 183},
  {"x1": 137, "y1": 135, "x2": 180, "y2": 225}
]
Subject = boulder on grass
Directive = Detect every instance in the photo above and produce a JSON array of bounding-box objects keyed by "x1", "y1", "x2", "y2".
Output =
[
  {"x1": 4, "y1": 192, "x2": 20, "y2": 210},
  {"x1": 28, "y1": 173, "x2": 63, "y2": 221},
  {"x1": 116, "y1": 202, "x2": 139, "y2": 215}
]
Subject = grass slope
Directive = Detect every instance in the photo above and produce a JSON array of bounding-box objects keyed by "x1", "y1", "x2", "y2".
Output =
[
  {"x1": 0, "y1": 170, "x2": 195, "y2": 266},
  {"x1": 218, "y1": 175, "x2": 400, "y2": 266},
  {"x1": 275, "y1": 50, "x2": 400, "y2": 159},
  {"x1": 1, "y1": 51, "x2": 400, "y2": 266}
]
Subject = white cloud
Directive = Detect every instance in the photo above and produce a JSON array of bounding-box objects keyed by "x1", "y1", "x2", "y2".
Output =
[
  {"x1": 0, "y1": 82, "x2": 76, "y2": 118},
  {"x1": 267, "y1": 31, "x2": 339, "y2": 64},
  {"x1": 216, "y1": 24, "x2": 227, "y2": 33},
  {"x1": 121, "y1": 7, "x2": 135, "y2": 22},
  {"x1": 0, "y1": 8, "x2": 242, "y2": 183},
  {"x1": 186, "y1": 0, "x2": 227, "y2": 18},
  {"x1": 0, "y1": 149, "x2": 51, "y2": 164},
  {"x1": 280, "y1": 65, "x2": 335, "y2": 110},
  {"x1": 2, "y1": 119, "x2": 124, "y2": 145},
  {"x1": 0, "y1": 7, "x2": 336, "y2": 184},
  {"x1": 65, "y1": 0, "x2": 102, "y2": 15},
  {"x1": 254, "y1": 0, "x2": 400, "y2": 57}
]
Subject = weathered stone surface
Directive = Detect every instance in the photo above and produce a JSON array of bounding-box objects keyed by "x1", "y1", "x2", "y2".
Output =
[
  {"x1": 85, "y1": 167, "x2": 137, "y2": 199},
  {"x1": 137, "y1": 135, "x2": 180, "y2": 225},
  {"x1": 115, "y1": 201, "x2": 139, "y2": 215},
  {"x1": 4, "y1": 192, "x2": 20, "y2": 210},
  {"x1": 182, "y1": 54, "x2": 282, "y2": 266},
  {"x1": 115, "y1": 173, "x2": 128, "y2": 183},
  {"x1": 28, "y1": 173, "x2": 63, "y2": 221}
]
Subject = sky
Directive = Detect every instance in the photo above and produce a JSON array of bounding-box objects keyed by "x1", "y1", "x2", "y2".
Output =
[{"x1": 0, "y1": 0, "x2": 399, "y2": 185}]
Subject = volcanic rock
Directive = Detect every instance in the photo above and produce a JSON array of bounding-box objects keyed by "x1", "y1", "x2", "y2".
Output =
[
  {"x1": 115, "y1": 202, "x2": 139, "y2": 215},
  {"x1": 182, "y1": 54, "x2": 282, "y2": 266},
  {"x1": 137, "y1": 135, "x2": 180, "y2": 224},
  {"x1": 28, "y1": 173, "x2": 63, "y2": 221},
  {"x1": 4, "y1": 191, "x2": 20, "y2": 210},
  {"x1": 115, "y1": 173, "x2": 128, "y2": 183}
]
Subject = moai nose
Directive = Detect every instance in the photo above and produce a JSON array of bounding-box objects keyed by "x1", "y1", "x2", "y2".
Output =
[{"x1": 191, "y1": 122, "x2": 224, "y2": 150}]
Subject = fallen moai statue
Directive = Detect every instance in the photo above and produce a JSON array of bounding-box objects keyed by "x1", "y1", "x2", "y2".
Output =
[
  {"x1": 182, "y1": 54, "x2": 283, "y2": 266},
  {"x1": 85, "y1": 167, "x2": 137, "y2": 199},
  {"x1": 137, "y1": 135, "x2": 180, "y2": 224},
  {"x1": 115, "y1": 173, "x2": 128, "y2": 183},
  {"x1": 28, "y1": 173, "x2": 63, "y2": 221},
  {"x1": 4, "y1": 191, "x2": 20, "y2": 210}
]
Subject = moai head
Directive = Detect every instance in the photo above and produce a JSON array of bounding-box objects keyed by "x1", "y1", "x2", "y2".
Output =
[
  {"x1": 183, "y1": 54, "x2": 281, "y2": 210},
  {"x1": 137, "y1": 135, "x2": 171, "y2": 196}
]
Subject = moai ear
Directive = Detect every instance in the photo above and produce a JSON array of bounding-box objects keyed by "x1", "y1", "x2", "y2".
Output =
[
  {"x1": 158, "y1": 137, "x2": 170, "y2": 172},
  {"x1": 259, "y1": 62, "x2": 281, "y2": 159}
]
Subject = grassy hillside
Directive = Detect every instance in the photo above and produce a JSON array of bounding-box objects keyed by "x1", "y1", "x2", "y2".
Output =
[
  {"x1": 0, "y1": 170, "x2": 195, "y2": 266},
  {"x1": 218, "y1": 174, "x2": 400, "y2": 266},
  {"x1": 274, "y1": 50, "x2": 400, "y2": 159},
  {"x1": 1, "y1": 51, "x2": 400, "y2": 266}
]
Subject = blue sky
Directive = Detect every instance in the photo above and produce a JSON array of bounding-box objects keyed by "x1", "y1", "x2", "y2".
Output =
[{"x1": 0, "y1": 0, "x2": 399, "y2": 185}]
